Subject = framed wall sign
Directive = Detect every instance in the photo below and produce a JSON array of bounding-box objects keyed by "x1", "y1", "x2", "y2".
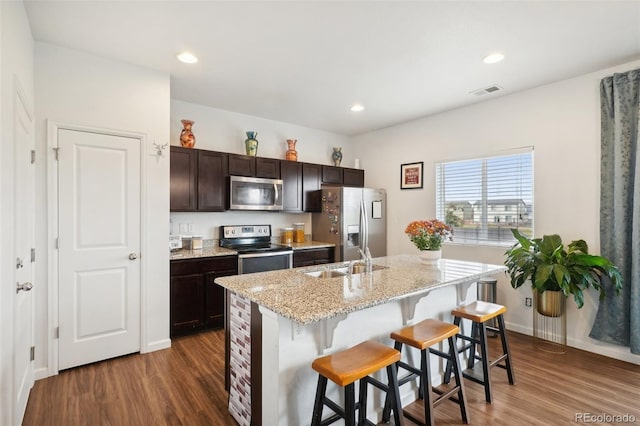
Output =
[{"x1": 400, "y1": 161, "x2": 424, "y2": 189}]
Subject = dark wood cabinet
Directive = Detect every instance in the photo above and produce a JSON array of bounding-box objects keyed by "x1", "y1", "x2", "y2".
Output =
[
  {"x1": 198, "y1": 150, "x2": 227, "y2": 211},
  {"x1": 302, "y1": 163, "x2": 323, "y2": 212},
  {"x1": 343, "y1": 168, "x2": 365, "y2": 187},
  {"x1": 256, "y1": 158, "x2": 281, "y2": 178},
  {"x1": 322, "y1": 165, "x2": 343, "y2": 184},
  {"x1": 170, "y1": 146, "x2": 197, "y2": 211},
  {"x1": 170, "y1": 147, "x2": 227, "y2": 212},
  {"x1": 293, "y1": 247, "x2": 336, "y2": 267},
  {"x1": 281, "y1": 161, "x2": 303, "y2": 212},
  {"x1": 170, "y1": 273, "x2": 204, "y2": 333},
  {"x1": 171, "y1": 146, "x2": 366, "y2": 212},
  {"x1": 228, "y1": 154, "x2": 256, "y2": 177},
  {"x1": 170, "y1": 255, "x2": 238, "y2": 337}
]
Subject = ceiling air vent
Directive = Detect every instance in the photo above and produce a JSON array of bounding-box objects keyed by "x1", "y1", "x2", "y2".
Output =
[{"x1": 470, "y1": 85, "x2": 503, "y2": 96}]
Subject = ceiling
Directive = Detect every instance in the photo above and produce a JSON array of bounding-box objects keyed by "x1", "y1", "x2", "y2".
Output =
[{"x1": 24, "y1": 1, "x2": 640, "y2": 136}]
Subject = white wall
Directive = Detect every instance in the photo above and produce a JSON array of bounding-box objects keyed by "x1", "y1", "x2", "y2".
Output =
[
  {"x1": 0, "y1": 1, "x2": 34, "y2": 423},
  {"x1": 352, "y1": 59, "x2": 640, "y2": 365},
  {"x1": 35, "y1": 42, "x2": 171, "y2": 376},
  {"x1": 170, "y1": 100, "x2": 350, "y2": 238}
]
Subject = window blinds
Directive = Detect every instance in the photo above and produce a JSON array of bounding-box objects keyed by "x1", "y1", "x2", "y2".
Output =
[{"x1": 435, "y1": 149, "x2": 533, "y2": 246}]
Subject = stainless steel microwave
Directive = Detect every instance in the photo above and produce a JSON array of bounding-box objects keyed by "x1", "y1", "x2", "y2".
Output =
[{"x1": 228, "y1": 176, "x2": 284, "y2": 211}]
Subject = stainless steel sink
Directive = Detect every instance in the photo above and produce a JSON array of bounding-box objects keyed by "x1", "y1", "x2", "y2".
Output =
[
  {"x1": 304, "y1": 270, "x2": 347, "y2": 278},
  {"x1": 303, "y1": 263, "x2": 388, "y2": 278}
]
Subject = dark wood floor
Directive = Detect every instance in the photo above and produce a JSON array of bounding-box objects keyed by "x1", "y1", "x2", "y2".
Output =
[{"x1": 23, "y1": 330, "x2": 640, "y2": 425}]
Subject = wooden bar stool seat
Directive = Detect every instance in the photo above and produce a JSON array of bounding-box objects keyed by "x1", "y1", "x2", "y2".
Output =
[
  {"x1": 383, "y1": 319, "x2": 469, "y2": 426},
  {"x1": 444, "y1": 301, "x2": 515, "y2": 403},
  {"x1": 311, "y1": 340, "x2": 404, "y2": 426}
]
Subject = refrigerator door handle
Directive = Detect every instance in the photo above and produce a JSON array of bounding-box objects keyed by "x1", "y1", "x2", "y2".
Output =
[
  {"x1": 359, "y1": 198, "x2": 365, "y2": 252},
  {"x1": 361, "y1": 198, "x2": 369, "y2": 251}
]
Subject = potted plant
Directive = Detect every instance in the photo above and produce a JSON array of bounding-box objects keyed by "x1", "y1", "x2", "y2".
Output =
[
  {"x1": 405, "y1": 219, "x2": 453, "y2": 264},
  {"x1": 504, "y1": 229, "x2": 622, "y2": 316}
]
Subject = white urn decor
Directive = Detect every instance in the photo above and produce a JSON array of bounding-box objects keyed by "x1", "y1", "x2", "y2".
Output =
[{"x1": 420, "y1": 249, "x2": 442, "y2": 264}]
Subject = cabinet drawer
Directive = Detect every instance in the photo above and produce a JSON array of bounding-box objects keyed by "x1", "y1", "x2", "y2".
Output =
[{"x1": 170, "y1": 256, "x2": 237, "y2": 276}]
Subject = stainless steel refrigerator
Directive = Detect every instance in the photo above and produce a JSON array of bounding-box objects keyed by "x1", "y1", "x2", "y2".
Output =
[{"x1": 311, "y1": 187, "x2": 386, "y2": 262}]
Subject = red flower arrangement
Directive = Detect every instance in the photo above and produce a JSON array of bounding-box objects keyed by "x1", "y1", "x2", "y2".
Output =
[{"x1": 405, "y1": 219, "x2": 453, "y2": 251}]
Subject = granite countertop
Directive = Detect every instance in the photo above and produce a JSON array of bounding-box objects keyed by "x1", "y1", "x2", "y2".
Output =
[
  {"x1": 170, "y1": 245, "x2": 237, "y2": 260},
  {"x1": 215, "y1": 255, "x2": 506, "y2": 325},
  {"x1": 169, "y1": 237, "x2": 335, "y2": 261}
]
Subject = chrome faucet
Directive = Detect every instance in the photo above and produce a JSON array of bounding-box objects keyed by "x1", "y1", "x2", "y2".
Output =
[{"x1": 354, "y1": 247, "x2": 372, "y2": 273}]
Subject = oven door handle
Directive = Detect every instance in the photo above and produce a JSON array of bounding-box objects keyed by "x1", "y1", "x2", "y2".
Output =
[{"x1": 238, "y1": 251, "x2": 293, "y2": 259}]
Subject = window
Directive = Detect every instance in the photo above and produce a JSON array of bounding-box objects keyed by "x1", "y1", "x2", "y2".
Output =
[{"x1": 435, "y1": 149, "x2": 533, "y2": 246}]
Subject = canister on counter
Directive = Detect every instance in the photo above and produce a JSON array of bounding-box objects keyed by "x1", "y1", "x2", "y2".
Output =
[
  {"x1": 280, "y1": 227, "x2": 294, "y2": 244},
  {"x1": 293, "y1": 223, "x2": 305, "y2": 243}
]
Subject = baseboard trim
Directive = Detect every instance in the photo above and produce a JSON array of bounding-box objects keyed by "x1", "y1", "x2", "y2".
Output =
[
  {"x1": 504, "y1": 321, "x2": 532, "y2": 336},
  {"x1": 142, "y1": 338, "x2": 171, "y2": 354},
  {"x1": 34, "y1": 367, "x2": 52, "y2": 381}
]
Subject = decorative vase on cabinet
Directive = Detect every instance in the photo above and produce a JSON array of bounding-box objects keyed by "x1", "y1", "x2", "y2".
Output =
[
  {"x1": 245, "y1": 131, "x2": 259, "y2": 156},
  {"x1": 286, "y1": 139, "x2": 298, "y2": 161},
  {"x1": 180, "y1": 119, "x2": 196, "y2": 148},
  {"x1": 331, "y1": 147, "x2": 342, "y2": 166}
]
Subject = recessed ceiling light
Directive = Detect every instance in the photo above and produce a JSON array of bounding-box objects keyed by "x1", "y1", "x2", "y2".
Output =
[
  {"x1": 483, "y1": 52, "x2": 504, "y2": 64},
  {"x1": 350, "y1": 104, "x2": 365, "y2": 112},
  {"x1": 177, "y1": 52, "x2": 198, "y2": 64}
]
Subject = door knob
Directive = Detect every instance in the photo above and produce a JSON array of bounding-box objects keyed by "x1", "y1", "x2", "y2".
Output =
[
  {"x1": 16, "y1": 282, "x2": 33, "y2": 293},
  {"x1": 129, "y1": 253, "x2": 138, "y2": 260}
]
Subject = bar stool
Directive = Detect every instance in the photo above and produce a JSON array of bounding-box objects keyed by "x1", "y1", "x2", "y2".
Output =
[
  {"x1": 444, "y1": 301, "x2": 515, "y2": 403},
  {"x1": 382, "y1": 318, "x2": 469, "y2": 426},
  {"x1": 311, "y1": 340, "x2": 404, "y2": 426}
]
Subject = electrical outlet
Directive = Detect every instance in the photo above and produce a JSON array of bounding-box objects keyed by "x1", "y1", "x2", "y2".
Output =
[{"x1": 525, "y1": 297, "x2": 532, "y2": 307}]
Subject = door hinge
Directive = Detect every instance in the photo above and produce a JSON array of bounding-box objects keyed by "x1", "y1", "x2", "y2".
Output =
[
  {"x1": 53, "y1": 147, "x2": 59, "y2": 160},
  {"x1": 31, "y1": 248, "x2": 36, "y2": 262},
  {"x1": 54, "y1": 327, "x2": 59, "y2": 339},
  {"x1": 31, "y1": 150, "x2": 36, "y2": 164},
  {"x1": 30, "y1": 346, "x2": 35, "y2": 361},
  {"x1": 55, "y1": 238, "x2": 59, "y2": 249}
]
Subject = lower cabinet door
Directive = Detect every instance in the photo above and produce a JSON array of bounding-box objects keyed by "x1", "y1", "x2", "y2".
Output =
[
  {"x1": 170, "y1": 273, "x2": 205, "y2": 335},
  {"x1": 205, "y1": 271, "x2": 231, "y2": 329}
]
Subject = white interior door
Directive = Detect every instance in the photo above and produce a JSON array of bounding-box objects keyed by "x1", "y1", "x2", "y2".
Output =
[
  {"x1": 14, "y1": 87, "x2": 35, "y2": 422},
  {"x1": 58, "y1": 129, "x2": 141, "y2": 370}
]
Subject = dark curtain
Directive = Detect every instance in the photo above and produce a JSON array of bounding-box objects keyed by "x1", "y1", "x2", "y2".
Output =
[{"x1": 590, "y1": 68, "x2": 640, "y2": 354}]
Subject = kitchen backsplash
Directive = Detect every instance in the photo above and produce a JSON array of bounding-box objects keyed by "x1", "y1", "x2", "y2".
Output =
[{"x1": 170, "y1": 211, "x2": 312, "y2": 239}]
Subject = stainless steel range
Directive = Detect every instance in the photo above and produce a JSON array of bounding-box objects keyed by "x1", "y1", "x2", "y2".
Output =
[{"x1": 219, "y1": 225, "x2": 293, "y2": 274}]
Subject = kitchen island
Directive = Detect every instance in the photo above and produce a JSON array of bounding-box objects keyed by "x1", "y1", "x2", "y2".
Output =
[{"x1": 215, "y1": 255, "x2": 506, "y2": 426}]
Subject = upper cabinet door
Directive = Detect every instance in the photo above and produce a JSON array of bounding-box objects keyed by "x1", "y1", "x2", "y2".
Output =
[
  {"x1": 322, "y1": 165, "x2": 343, "y2": 184},
  {"x1": 228, "y1": 154, "x2": 256, "y2": 177},
  {"x1": 170, "y1": 146, "x2": 197, "y2": 211},
  {"x1": 281, "y1": 160, "x2": 303, "y2": 212},
  {"x1": 302, "y1": 163, "x2": 322, "y2": 212},
  {"x1": 256, "y1": 158, "x2": 281, "y2": 179},
  {"x1": 198, "y1": 151, "x2": 227, "y2": 211},
  {"x1": 342, "y1": 168, "x2": 364, "y2": 187}
]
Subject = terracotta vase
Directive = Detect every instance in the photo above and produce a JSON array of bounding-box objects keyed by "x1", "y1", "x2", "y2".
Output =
[
  {"x1": 179, "y1": 120, "x2": 196, "y2": 148},
  {"x1": 286, "y1": 139, "x2": 298, "y2": 161}
]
